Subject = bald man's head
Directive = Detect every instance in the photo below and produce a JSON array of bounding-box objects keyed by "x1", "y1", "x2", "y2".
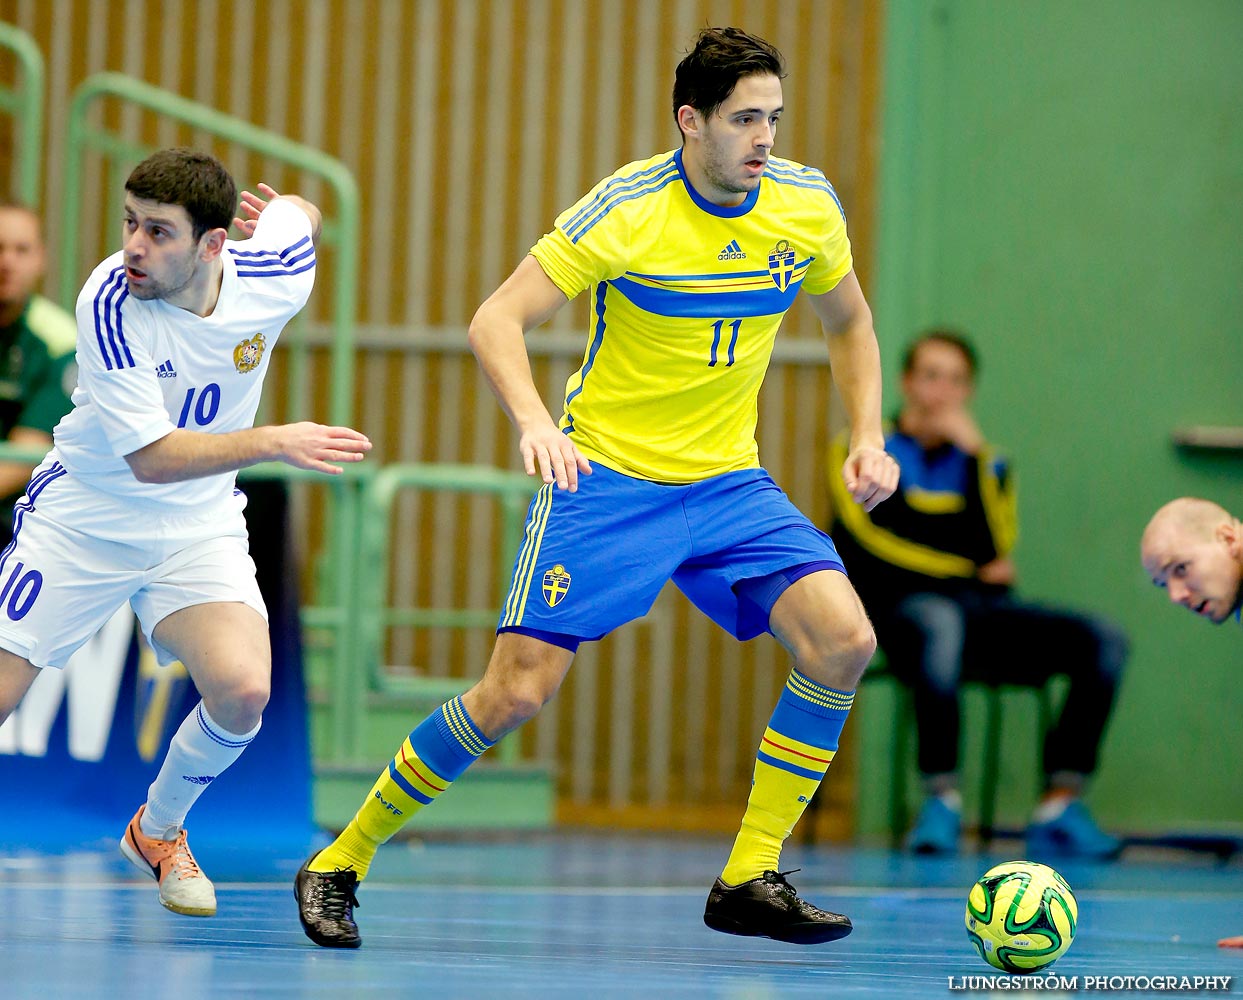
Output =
[{"x1": 1142, "y1": 497, "x2": 1243, "y2": 624}]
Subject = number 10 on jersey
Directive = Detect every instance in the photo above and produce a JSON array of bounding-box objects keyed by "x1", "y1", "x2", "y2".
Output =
[
  {"x1": 709, "y1": 319, "x2": 741, "y2": 368},
  {"x1": 177, "y1": 383, "x2": 222, "y2": 428}
]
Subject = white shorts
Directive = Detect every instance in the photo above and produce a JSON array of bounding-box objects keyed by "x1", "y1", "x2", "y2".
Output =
[{"x1": 0, "y1": 459, "x2": 267, "y2": 669}]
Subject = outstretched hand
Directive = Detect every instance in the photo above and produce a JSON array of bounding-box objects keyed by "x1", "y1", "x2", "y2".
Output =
[
  {"x1": 519, "y1": 423, "x2": 592, "y2": 492},
  {"x1": 232, "y1": 183, "x2": 282, "y2": 237},
  {"x1": 841, "y1": 445, "x2": 899, "y2": 512},
  {"x1": 277, "y1": 422, "x2": 372, "y2": 475}
]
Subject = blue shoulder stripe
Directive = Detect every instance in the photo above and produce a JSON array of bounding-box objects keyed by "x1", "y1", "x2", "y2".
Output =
[
  {"x1": 563, "y1": 157, "x2": 676, "y2": 236},
  {"x1": 235, "y1": 259, "x2": 317, "y2": 278},
  {"x1": 93, "y1": 266, "x2": 135, "y2": 371},
  {"x1": 230, "y1": 235, "x2": 316, "y2": 277},
  {"x1": 565, "y1": 162, "x2": 680, "y2": 243},
  {"x1": 229, "y1": 235, "x2": 313, "y2": 260}
]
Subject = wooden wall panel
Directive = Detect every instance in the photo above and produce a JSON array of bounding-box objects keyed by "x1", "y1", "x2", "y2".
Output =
[{"x1": 0, "y1": 0, "x2": 882, "y2": 835}]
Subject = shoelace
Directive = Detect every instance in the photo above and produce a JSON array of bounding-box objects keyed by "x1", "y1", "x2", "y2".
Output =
[
  {"x1": 314, "y1": 868, "x2": 361, "y2": 917},
  {"x1": 764, "y1": 869, "x2": 835, "y2": 917},
  {"x1": 168, "y1": 831, "x2": 204, "y2": 882},
  {"x1": 763, "y1": 868, "x2": 801, "y2": 888}
]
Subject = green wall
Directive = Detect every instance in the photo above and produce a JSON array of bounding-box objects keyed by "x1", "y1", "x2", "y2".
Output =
[{"x1": 868, "y1": 0, "x2": 1243, "y2": 834}]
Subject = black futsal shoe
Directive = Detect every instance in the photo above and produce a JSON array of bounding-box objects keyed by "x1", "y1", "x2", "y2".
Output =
[
  {"x1": 703, "y1": 869, "x2": 853, "y2": 944},
  {"x1": 294, "y1": 856, "x2": 362, "y2": 948}
]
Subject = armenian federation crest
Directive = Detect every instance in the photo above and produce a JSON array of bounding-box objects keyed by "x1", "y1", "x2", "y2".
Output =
[
  {"x1": 233, "y1": 332, "x2": 267, "y2": 373},
  {"x1": 542, "y1": 564, "x2": 572, "y2": 607},
  {"x1": 767, "y1": 239, "x2": 797, "y2": 291}
]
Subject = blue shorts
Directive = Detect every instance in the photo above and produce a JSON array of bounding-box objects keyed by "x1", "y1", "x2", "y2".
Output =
[{"x1": 497, "y1": 463, "x2": 846, "y2": 645}]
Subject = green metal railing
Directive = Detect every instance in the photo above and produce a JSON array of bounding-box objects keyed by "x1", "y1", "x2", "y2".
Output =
[
  {"x1": 356, "y1": 463, "x2": 535, "y2": 763},
  {"x1": 0, "y1": 22, "x2": 45, "y2": 206}
]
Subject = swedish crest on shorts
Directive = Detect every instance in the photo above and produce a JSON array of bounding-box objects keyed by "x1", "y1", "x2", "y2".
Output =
[
  {"x1": 767, "y1": 239, "x2": 796, "y2": 291},
  {"x1": 233, "y1": 332, "x2": 266, "y2": 373},
  {"x1": 542, "y1": 564, "x2": 571, "y2": 607}
]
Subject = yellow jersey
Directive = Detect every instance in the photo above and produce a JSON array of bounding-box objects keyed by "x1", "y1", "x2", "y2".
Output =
[{"x1": 531, "y1": 147, "x2": 852, "y2": 482}]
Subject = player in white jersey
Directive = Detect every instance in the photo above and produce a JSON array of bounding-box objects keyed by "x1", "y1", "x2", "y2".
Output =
[{"x1": 0, "y1": 148, "x2": 372, "y2": 917}]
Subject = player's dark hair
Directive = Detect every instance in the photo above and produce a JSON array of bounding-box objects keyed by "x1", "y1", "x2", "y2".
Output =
[
  {"x1": 672, "y1": 27, "x2": 786, "y2": 128},
  {"x1": 903, "y1": 329, "x2": 979, "y2": 379},
  {"x1": 125, "y1": 148, "x2": 236, "y2": 241}
]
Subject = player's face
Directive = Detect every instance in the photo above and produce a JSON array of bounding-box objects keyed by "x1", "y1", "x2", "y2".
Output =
[
  {"x1": 121, "y1": 195, "x2": 205, "y2": 302},
  {"x1": 696, "y1": 73, "x2": 783, "y2": 204},
  {"x1": 902, "y1": 341, "x2": 974, "y2": 415},
  {"x1": 1143, "y1": 529, "x2": 1243, "y2": 624},
  {"x1": 0, "y1": 207, "x2": 45, "y2": 310}
]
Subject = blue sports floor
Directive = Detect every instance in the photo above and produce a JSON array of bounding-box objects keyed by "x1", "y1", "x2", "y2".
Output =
[{"x1": 1, "y1": 832, "x2": 1239, "y2": 999}]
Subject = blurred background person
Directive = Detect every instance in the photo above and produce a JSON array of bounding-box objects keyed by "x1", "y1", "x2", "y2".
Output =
[
  {"x1": 1142, "y1": 496, "x2": 1243, "y2": 949},
  {"x1": 0, "y1": 201, "x2": 77, "y2": 545},
  {"x1": 829, "y1": 330, "x2": 1128, "y2": 858}
]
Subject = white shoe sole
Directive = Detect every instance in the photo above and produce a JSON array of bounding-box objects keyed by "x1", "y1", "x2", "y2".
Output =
[{"x1": 119, "y1": 831, "x2": 217, "y2": 917}]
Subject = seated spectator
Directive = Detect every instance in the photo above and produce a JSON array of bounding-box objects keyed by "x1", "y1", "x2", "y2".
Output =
[
  {"x1": 0, "y1": 201, "x2": 76, "y2": 543},
  {"x1": 829, "y1": 330, "x2": 1127, "y2": 858}
]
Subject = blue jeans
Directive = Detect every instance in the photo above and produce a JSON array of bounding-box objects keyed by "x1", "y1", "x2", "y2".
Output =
[{"x1": 878, "y1": 591, "x2": 1128, "y2": 780}]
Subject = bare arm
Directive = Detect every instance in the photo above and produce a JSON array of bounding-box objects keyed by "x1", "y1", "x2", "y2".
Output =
[
  {"x1": 125, "y1": 422, "x2": 371, "y2": 484},
  {"x1": 468, "y1": 255, "x2": 592, "y2": 491},
  {"x1": 807, "y1": 270, "x2": 898, "y2": 511}
]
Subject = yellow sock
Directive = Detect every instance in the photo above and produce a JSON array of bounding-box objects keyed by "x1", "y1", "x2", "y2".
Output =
[
  {"x1": 310, "y1": 729, "x2": 460, "y2": 878},
  {"x1": 721, "y1": 736, "x2": 832, "y2": 885},
  {"x1": 721, "y1": 671, "x2": 853, "y2": 885}
]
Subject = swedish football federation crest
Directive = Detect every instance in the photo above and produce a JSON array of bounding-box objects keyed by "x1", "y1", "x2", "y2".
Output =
[
  {"x1": 233, "y1": 332, "x2": 266, "y2": 373},
  {"x1": 542, "y1": 564, "x2": 572, "y2": 607},
  {"x1": 767, "y1": 239, "x2": 797, "y2": 291}
]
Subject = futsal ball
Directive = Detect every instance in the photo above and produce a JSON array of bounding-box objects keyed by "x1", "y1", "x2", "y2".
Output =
[{"x1": 965, "y1": 861, "x2": 1077, "y2": 974}]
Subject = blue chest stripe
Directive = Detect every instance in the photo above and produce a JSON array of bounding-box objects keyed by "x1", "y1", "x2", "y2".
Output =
[{"x1": 609, "y1": 274, "x2": 802, "y2": 318}]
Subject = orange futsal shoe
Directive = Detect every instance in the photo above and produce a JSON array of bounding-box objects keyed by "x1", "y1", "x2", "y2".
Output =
[{"x1": 119, "y1": 806, "x2": 217, "y2": 916}]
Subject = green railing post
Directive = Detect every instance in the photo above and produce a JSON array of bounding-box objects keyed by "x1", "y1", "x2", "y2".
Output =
[
  {"x1": 359, "y1": 464, "x2": 536, "y2": 763},
  {"x1": 0, "y1": 22, "x2": 46, "y2": 207}
]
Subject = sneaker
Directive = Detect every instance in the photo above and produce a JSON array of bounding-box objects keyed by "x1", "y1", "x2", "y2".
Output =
[
  {"x1": 703, "y1": 869, "x2": 852, "y2": 945},
  {"x1": 907, "y1": 796, "x2": 961, "y2": 854},
  {"x1": 1025, "y1": 800, "x2": 1123, "y2": 860},
  {"x1": 294, "y1": 855, "x2": 362, "y2": 948},
  {"x1": 119, "y1": 806, "x2": 216, "y2": 916}
]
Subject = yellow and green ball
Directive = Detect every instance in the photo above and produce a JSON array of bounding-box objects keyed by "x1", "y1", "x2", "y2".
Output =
[{"x1": 965, "y1": 861, "x2": 1078, "y2": 974}]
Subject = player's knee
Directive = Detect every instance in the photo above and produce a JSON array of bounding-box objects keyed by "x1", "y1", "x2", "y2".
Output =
[
  {"x1": 494, "y1": 680, "x2": 549, "y2": 728},
  {"x1": 209, "y1": 678, "x2": 269, "y2": 732},
  {"x1": 796, "y1": 616, "x2": 875, "y2": 685}
]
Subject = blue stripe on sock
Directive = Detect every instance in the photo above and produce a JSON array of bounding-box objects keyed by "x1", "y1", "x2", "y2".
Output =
[
  {"x1": 411, "y1": 697, "x2": 494, "y2": 781},
  {"x1": 387, "y1": 759, "x2": 434, "y2": 804},
  {"x1": 768, "y1": 671, "x2": 854, "y2": 751},
  {"x1": 756, "y1": 749, "x2": 825, "y2": 781}
]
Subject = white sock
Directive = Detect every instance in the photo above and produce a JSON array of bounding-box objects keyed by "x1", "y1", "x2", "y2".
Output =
[{"x1": 140, "y1": 701, "x2": 261, "y2": 839}]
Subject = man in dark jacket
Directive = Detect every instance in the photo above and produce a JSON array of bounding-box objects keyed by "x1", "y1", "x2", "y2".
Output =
[{"x1": 830, "y1": 330, "x2": 1127, "y2": 857}]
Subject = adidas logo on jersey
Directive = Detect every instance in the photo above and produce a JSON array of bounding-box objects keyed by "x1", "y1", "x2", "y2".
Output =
[
  {"x1": 717, "y1": 240, "x2": 747, "y2": 260},
  {"x1": 155, "y1": 359, "x2": 177, "y2": 378}
]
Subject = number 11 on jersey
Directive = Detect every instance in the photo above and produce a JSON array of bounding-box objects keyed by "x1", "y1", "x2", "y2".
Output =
[{"x1": 709, "y1": 319, "x2": 742, "y2": 368}]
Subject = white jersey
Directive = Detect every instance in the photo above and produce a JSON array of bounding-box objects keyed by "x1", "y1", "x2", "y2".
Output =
[{"x1": 54, "y1": 198, "x2": 315, "y2": 511}]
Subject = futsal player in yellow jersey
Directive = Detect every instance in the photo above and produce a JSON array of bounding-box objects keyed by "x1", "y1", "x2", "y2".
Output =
[{"x1": 296, "y1": 27, "x2": 899, "y2": 948}]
